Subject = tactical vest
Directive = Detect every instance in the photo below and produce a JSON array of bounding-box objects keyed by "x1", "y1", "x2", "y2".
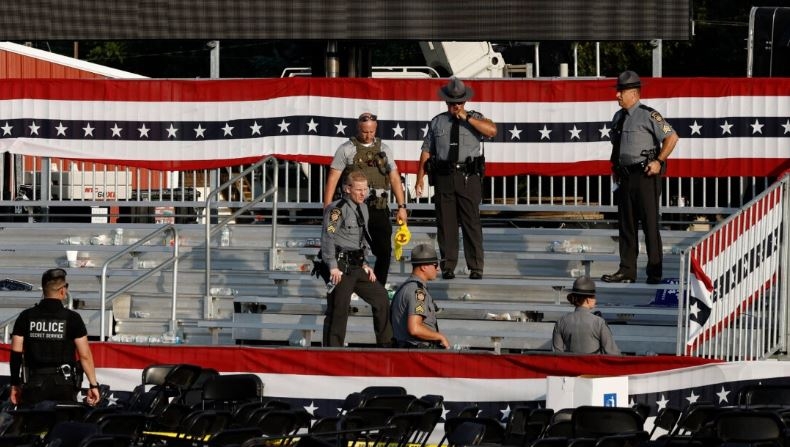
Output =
[
  {"x1": 24, "y1": 301, "x2": 73, "y2": 366},
  {"x1": 346, "y1": 137, "x2": 390, "y2": 190}
]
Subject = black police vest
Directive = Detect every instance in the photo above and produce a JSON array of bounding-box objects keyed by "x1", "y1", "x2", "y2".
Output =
[{"x1": 24, "y1": 302, "x2": 74, "y2": 366}]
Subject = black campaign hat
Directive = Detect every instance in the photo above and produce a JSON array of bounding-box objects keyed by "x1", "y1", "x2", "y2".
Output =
[
  {"x1": 410, "y1": 244, "x2": 441, "y2": 265},
  {"x1": 438, "y1": 77, "x2": 474, "y2": 102},
  {"x1": 563, "y1": 276, "x2": 596, "y2": 298},
  {"x1": 616, "y1": 70, "x2": 641, "y2": 90}
]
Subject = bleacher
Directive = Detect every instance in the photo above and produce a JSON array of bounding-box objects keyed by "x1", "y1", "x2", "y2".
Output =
[{"x1": 0, "y1": 220, "x2": 704, "y2": 354}]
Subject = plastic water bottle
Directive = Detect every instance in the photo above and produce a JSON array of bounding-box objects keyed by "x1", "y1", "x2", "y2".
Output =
[
  {"x1": 209, "y1": 287, "x2": 238, "y2": 296},
  {"x1": 220, "y1": 226, "x2": 231, "y2": 247},
  {"x1": 112, "y1": 228, "x2": 124, "y2": 246}
]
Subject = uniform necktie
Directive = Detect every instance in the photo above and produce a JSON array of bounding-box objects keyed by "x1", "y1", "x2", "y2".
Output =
[
  {"x1": 449, "y1": 118, "x2": 460, "y2": 163},
  {"x1": 355, "y1": 204, "x2": 373, "y2": 247},
  {"x1": 611, "y1": 110, "x2": 627, "y2": 165}
]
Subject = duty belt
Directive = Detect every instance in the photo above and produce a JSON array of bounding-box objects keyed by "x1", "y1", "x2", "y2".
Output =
[
  {"x1": 28, "y1": 364, "x2": 73, "y2": 377},
  {"x1": 615, "y1": 161, "x2": 647, "y2": 177}
]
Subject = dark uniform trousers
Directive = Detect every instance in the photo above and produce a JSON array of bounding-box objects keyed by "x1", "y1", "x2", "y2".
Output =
[
  {"x1": 324, "y1": 265, "x2": 393, "y2": 347},
  {"x1": 434, "y1": 170, "x2": 484, "y2": 273},
  {"x1": 617, "y1": 170, "x2": 663, "y2": 279},
  {"x1": 22, "y1": 370, "x2": 76, "y2": 407},
  {"x1": 367, "y1": 207, "x2": 393, "y2": 286}
]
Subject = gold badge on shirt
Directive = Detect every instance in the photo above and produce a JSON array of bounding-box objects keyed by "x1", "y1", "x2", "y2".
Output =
[{"x1": 415, "y1": 304, "x2": 425, "y2": 314}]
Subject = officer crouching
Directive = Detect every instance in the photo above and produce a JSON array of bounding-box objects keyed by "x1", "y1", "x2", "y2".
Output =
[{"x1": 10, "y1": 268, "x2": 101, "y2": 407}]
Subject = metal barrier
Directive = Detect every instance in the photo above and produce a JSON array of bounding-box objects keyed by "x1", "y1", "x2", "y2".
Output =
[
  {"x1": 99, "y1": 224, "x2": 180, "y2": 341},
  {"x1": 0, "y1": 156, "x2": 771, "y2": 225},
  {"x1": 679, "y1": 173, "x2": 789, "y2": 360}
]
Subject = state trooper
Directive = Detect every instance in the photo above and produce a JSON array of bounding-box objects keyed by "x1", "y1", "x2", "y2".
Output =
[
  {"x1": 602, "y1": 70, "x2": 679, "y2": 284},
  {"x1": 390, "y1": 244, "x2": 449, "y2": 349},
  {"x1": 10, "y1": 268, "x2": 101, "y2": 407},
  {"x1": 324, "y1": 112, "x2": 408, "y2": 287},
  {"x1": 552, "y1": 276, "x2": 620, "y2": 355},
  {"x1": 415, "y1": 77, "x2": 497, "y2": 280},
  {"x1": 321, "y1": 169, "x2": 394, "y2": 348}
]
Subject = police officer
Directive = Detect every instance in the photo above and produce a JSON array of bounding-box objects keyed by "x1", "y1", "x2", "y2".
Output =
[
  {"x1": 322, "y1": 169, "x2": 394, "y2": 348},
  {"x1": 390, "y1": 244, "x2": 449, "y2": 349},
  {"x1": 602, "y1": 70, "x2": 679, "y2": 285},
  {"x1": 415, "y1": 78, "x2": 497, "y2": 280},
  {"x1": 9, "y1": 268, "x2": 101, "y2": 407},
  {"x1": 324, "y1": 112, "x2": 408, "y2": 287},
  {"x1": 552, "y1": 276, "x2": 620, "y2": 355}
]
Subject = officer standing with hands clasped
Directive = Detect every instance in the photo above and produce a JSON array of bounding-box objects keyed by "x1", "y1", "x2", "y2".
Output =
[
  {"x1": 390, "y1": 244, "x2": 449, "y2": 349},
  {"x1": 321, "y1": 169, "x2": 394, "y2": 348},
  {"x1": 602, "y1": 70, "x2": 679, "y2": 285},
  {"x1": 552, "y1": 276, "x2": 620, "y2": 355},
  {"x1": 324, "y1": 112, "x2": 408, "y2": 287},
  {"x1": 9, "y1": 268, "x2": 101, "y2": 407},
  {"x1": 415, "y1": 77, "x2": 497, "y2": 280}
]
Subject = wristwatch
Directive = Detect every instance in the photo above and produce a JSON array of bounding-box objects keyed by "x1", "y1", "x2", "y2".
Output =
[
  {"x1": 89, "y1": 383, "x2": 100, "y2": 389},
  {"x1": 397, "y1": 204, "x2": 407, "y2": 209},
  {"x1": 656, "y1": 159, "x2": 665, "y2": 167}
]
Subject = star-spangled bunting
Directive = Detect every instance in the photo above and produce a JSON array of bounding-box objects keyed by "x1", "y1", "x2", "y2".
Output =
[
  {"x1": 0, "y1": 77, "x2": 787, "y2": 176},
  {"x1": 1, "y1": 115, "x2": 787, "y2": 143}
]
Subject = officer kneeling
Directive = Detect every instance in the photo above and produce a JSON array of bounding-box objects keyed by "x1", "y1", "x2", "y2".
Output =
[
  {"x1": 390, "y1": 244, "x2": 450, "y2": 349},
  {"x1": 10, "y1": 268, "x2": 101, "y2": 407}
]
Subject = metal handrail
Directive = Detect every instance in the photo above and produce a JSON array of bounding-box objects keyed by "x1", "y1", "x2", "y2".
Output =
[
  {"x1": 203, "y1": 156, "x2": 279, "y2": 318},
  {"x1": 99, "y1": 224, "x2": 179, "y2": 341}
]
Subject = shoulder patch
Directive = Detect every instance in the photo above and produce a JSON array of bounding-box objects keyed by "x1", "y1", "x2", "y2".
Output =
[
  {"x1": 650, "y1": 111, "x2": 664, "y2": 123},
  {"x1": 329, "y1": 208, "x2": 342, "y2": 223},
  {"x1": 415, "y1": 288, "x2": 426, "y2": 301}
]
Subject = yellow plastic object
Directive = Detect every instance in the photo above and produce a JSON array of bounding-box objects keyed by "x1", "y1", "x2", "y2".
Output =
[{"x1": 393, "y1": 223, "x2": 411, "y2": 261}]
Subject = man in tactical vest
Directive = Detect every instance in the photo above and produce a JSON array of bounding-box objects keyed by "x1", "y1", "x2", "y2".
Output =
[
  {"x1": 10, "y1": 268, "x2": 101, "y2": 407},
  {"x1": 324, "y1": 112, "x2": 408, "y2": 287}
]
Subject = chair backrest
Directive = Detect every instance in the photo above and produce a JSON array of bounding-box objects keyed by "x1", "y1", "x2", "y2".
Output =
[
  {"x1": 202, "y1": 374, "x2": 264, "y2": 410},
  {"x1": 360, "y1": 386, "x2": 407, "y2": 397},
  {"x1": 714, "y1": 410, "x2": 786, "y2": 443},
  {"x1": 362, "y1": 395, "x2": 417, "y2": 414},
  {"x1": 409, "y1": 408, "x2": 443, "y2": 447},
  {"x1": 445, "y1": 421, "x2": 486, "y2": 447},
  {"x1": 253, "y1": 410, "x2": 302, "y2": 437},
  {"x1": 442, "y1": 416, "x2": 505, "y2": 446},
  {"x1": 345, "y1": 407, "x2": 396, "y2": 428},
  {"x1": 571, "y1": 406, "x2": 644, "y2": 439},
  {"x1": 648, "y1": 407, "x2": 681, "y2": 438},
  {"x1": 457, "y1": 405, "x2": 480, "y2": 418},
  {"x1": 738, "y1": 384, "x2": 790, "y2": 409},
  {"x1": 141, "y1": 364, "x2": 177, "y2": 386},
  {"x1": 671, "y1": 402, "x2": 721, "y2": 436},
  {"x1": 339, "y1": 392, "x2": 366, "y2": 414}
]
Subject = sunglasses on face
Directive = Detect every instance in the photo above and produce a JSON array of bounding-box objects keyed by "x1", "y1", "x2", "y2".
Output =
[{"x1": 358, "y1": 114, "x2": 377, "y2": 122}]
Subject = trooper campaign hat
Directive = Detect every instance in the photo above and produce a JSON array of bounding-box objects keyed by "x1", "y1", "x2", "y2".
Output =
[
  {"x1": 564, "y1": 275, "x2": 597, "y2": 300},
  {"x1": 410, "y1": 244, "x2": 442, "y2": 265},
  {"x1": 438, "y1": 77, "x2": 474, "y2": 103},
  {"x1": 616, "y1": 70, "x2": 641, "y2": 90}
]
